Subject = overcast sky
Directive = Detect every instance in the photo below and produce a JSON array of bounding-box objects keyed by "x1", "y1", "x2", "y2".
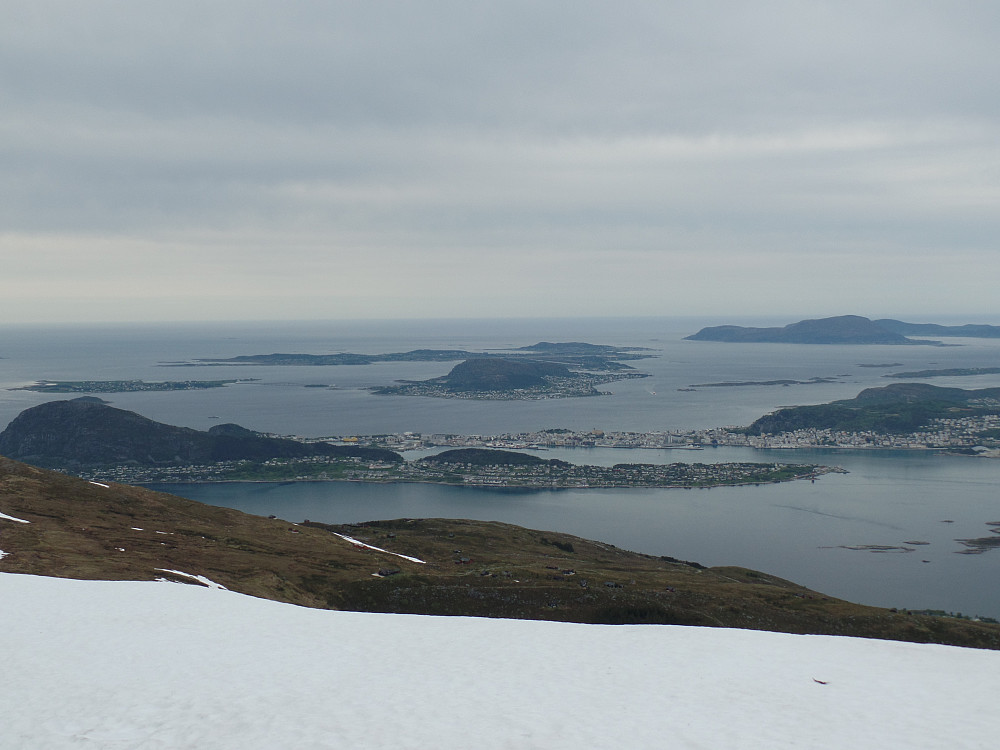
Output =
[{"x1": 2, "y1": 1, "x2": 998, "y2": 324}]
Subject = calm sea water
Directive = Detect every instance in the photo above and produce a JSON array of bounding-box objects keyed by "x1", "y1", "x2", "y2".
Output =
[{"x1": 3, "y1": 317, "x2": 1000, "y2": 617}]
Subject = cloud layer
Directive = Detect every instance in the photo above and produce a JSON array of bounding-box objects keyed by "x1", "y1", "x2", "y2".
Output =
[{"x1": 3, "y1": 1, "x2": 998, "y2": 322}]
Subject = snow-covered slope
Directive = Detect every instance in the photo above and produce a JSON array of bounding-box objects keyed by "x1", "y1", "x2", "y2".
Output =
[{"x1": 2, "y1": 573, "x2": 997, "y2": 750}]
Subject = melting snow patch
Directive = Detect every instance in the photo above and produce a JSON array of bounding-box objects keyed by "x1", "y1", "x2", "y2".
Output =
[
  {"x1": 331, "y1": 532, "x2": 426, "y2": 564},
  {"x1": 3, "y1": 573, "x2": 1000, "y2": 750},
  {"x1": 88, "y1": 481, "x2": 110, "y2": 488},
  {"x1": 154, "y1": 569, "x2": 228, "y2": 590},
  {"x1": 0, "y1": 550, "x2": 8, "y2": 560},
  {"x1": 0, "y1": 511, "x2": 30, "y2": 524}
]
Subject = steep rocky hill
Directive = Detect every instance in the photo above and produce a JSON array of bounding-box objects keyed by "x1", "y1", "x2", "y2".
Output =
[{"x1": 0, "y1": 399, "x2": 401, "y2": 469}]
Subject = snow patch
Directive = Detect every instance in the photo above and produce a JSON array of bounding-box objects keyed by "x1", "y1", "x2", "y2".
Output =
[
  {"x1": 154, "y1": 569, "x2": 228, "y2": 590},
  {"x1": 0, "y1": 511, "x2": 30, "y2": 524},
  {"x1": 332, "y1": 532, "x2": 426, "y2": 563},
  {"x1": 88, "y1": 481, "x2": 110, "y2": 488},
  {"x1": 0, "y1": 550, "x2": 8, "y2": 560},
  {"x1": 2, "y1": 572, "x2": 999, "y2": 750}
]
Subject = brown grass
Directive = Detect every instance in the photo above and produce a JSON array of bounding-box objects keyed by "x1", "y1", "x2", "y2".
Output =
[{"x1": 2, "y1": 455, "x2": 998, "y2": 650}]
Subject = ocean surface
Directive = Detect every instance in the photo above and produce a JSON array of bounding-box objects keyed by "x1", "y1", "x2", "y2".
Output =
[{"x1": 2, "y1": 316, "x2": 1000, "y2": 617}]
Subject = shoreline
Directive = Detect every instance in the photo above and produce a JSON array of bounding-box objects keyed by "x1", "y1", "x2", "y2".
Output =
[{"x1": 135, "y1": 465, "x2": 838, "y2": 491}]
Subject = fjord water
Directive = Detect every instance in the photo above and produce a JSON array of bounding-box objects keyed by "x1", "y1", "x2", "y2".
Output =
[{"x1": 2, "y1": 317, "x2": 1000, "y2": 617}]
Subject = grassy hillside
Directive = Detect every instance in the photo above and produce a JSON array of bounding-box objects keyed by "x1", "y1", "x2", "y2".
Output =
[{"x1": 1, "y1": 455, "x2": 998, "y2": 649}]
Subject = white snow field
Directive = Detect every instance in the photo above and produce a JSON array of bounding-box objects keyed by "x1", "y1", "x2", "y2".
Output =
[{"x1": 2, "y1": 573, "x2": 998, "y2": 750}]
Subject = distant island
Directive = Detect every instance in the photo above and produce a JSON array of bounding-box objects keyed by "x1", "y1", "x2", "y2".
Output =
[
  {"x1": 175, "y1": 349, "x2": 473, "y2": 366},
  {"x1": 685, "y1": 316, "x2": 950, "y2": 345},
  {"x1": 167, "y1": 341, "x2": 655, "y2": 372},
  {"x1": 688, "y1": 377, "x2": 839, "y2": 388},
  {"x1": 372, "y1": 357, "x2": 649, "y2": 400},
  {"x1": 161, "y1": 341, "x2": 654, "y2": 399},
  {"x1": 886, "y1": 367, "x2": 1000, "y2": 379},
  {"x1": 10, "y1": 379, "x2": 255, "y2": 394}
]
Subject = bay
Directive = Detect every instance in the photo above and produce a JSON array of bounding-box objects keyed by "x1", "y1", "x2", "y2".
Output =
[
  {"x1": 3, "y1": 316, "x2": 1000, "y2": 618},
  {"x1": 153, "y1": 446, "x2": 1000, "y2": 619}
]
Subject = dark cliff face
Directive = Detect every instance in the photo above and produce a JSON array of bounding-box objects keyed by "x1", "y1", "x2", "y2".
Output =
[{"x1": 0, "y1": 400, "x2": 401, "y2": 468}]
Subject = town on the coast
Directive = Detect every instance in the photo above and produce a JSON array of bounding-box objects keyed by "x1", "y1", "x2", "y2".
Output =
[
  {"x1": 76, "y1": 411, "x2": 1000, "y2": 487},
  {"x1": 352, "y1": 415, "x2": 1000, "y2": 455}
]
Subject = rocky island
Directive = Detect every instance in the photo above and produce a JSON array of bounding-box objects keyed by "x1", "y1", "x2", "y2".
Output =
[{"x1": 373, "y1": 357, "x2": 649, "y2": 400}]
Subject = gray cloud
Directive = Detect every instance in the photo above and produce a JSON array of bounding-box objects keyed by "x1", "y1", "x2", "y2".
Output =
[{"x1": 2, "y1": 1, "x2": 999, "y2": 322}]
